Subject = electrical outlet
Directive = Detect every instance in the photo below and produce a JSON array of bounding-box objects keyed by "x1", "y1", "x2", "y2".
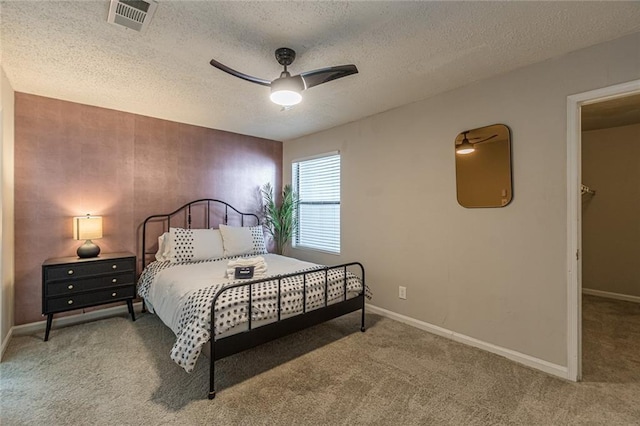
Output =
[{"x1": 399, "y1": 286, "x2": 407, "y2": 300}]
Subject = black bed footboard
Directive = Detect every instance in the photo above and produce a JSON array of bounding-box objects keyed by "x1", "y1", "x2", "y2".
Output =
[{"x1": 207, "y1": 262, "x2": 366, "y2": 399}]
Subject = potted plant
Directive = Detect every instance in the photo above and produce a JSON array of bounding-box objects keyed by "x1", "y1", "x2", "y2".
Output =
[{"x1": 261, "y1": 182, "x2": 298, "y2": 255}]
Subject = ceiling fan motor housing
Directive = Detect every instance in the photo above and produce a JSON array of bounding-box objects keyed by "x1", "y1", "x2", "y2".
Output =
[{"x1": 275, "y1": 48, "x2": 296, "y2": 67}]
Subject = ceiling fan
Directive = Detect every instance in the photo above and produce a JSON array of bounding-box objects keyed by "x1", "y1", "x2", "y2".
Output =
[
  {"x1": 455, "y1": 131, "x2": 498, "y2": 155},
  {"x1": 210, "y1": 47, "x2": 358, "y2": 107}
]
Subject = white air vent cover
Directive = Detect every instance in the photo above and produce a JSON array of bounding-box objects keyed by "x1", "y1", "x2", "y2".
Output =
[{"x1": 108, "y1": 0, "x2": 158, "y2": 32}]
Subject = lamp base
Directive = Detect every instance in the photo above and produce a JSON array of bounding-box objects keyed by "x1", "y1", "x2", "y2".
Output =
[{"x1": 77, "y1": 240, "x2": 100, "y2": 258}]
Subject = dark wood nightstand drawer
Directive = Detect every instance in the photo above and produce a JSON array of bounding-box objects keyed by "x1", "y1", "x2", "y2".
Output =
[
  {"x1": 45, "y1": 285, "x2": 136, "y2": 313},
  {"x1": 45, "y1": 257, "x2": 135, "y2": 281},
  {"x1": 46, "y1": 272, "x2": 135, "y2": 297}
]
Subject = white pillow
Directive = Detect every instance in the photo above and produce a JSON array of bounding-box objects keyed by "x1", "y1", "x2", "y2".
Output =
[
  {"x1": 219, "y1": 224, "x2": 267, "y2": 257},
  {"x1": 154, "y1": 232, "x2": 171, "y2": 262},
  {"x1": 168, "y1": 227, "x2": 225, "y2": 263}
]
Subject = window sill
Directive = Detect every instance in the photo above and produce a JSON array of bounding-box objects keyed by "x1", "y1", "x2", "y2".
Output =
[{"x1": 292, "y1": 246, "x2": 341, "y2": 256}]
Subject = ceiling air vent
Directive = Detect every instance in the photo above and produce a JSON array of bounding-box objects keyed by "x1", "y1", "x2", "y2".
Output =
[{"x1": 108, "y1": 0, "x2": 158, "y2": 32}]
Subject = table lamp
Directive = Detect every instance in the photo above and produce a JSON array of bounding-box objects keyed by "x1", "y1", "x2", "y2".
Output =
[{"x1": 73, "y1": 215, "x2": 103, "y2": 258}]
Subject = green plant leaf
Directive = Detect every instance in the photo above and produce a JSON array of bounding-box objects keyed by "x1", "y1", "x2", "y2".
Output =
[{"x1": 261, "y1": 182, "x2": 298, "y2": 255}]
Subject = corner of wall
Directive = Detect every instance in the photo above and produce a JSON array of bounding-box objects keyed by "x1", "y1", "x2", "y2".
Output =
[
  {"x1": 0, "y1": 326, "x2": 13, "y2": 361},
  {"x1": 0, "y1": 66, "x2": 16, "y2": 355}
]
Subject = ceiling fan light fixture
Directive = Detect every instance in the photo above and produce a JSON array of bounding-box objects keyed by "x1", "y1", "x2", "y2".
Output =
[
  {"x1": 456, "y1": 140, "x2": 475, "y2": 155},
  {"x1": 270, "y1": 74, "x2": 303, "y2": 106},
  {"x1": 456, "y1": 146, "x2": 475, "y2": 155},
  {"x1": 270, "y1": 89, "x2": 302, "y2": 106}
]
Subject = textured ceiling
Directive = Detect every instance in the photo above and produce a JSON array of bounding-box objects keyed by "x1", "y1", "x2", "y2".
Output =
[{"x1": 2, "y1": 1, "x2": 640, "y2": 141}]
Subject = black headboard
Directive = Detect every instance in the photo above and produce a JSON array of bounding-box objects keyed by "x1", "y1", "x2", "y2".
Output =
[{"x1": 141, "y1": 199, "x2": 260, "y2": 270}]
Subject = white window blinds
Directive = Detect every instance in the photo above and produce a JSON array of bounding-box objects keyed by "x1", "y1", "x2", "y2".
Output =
[{"x1": 292, "y1": 153, "x2": 340, "y2": 254}]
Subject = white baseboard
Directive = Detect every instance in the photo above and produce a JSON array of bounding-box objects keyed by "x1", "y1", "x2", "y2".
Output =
[
  {"x1": 582, "y1": 288, "x2": 640, "y2": 304},
  {"x1": 0, "y1": 326, "x2": 13, "y2": 362},
  {"x1": 11, "y1": 302, "x2": 143, "y2": 338},
  {"x1": 365, "y1": 304, "x2": 569, "y2": 380}
]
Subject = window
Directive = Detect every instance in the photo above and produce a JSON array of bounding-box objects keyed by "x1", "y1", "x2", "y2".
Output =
[{"x1": 292, "y1": 153, "x2": 340, "y2": 254}]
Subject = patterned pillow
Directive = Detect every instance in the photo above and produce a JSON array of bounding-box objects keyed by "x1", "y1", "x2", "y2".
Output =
[
  {"x1": 219, "y1": 224, "x2": 267, "y2": 257},
  {"x1": 168, "y1": 228, "x2": 225, "y2": 263}
]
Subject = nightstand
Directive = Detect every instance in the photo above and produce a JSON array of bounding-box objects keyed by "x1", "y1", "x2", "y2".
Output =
[{"x1": 42, "y1": 252, "x2": 136, "y2": 341}]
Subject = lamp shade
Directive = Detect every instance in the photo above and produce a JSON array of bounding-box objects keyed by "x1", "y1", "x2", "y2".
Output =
[{"x1": 73, "y1": 215, "x2": 103, "y2": 241}]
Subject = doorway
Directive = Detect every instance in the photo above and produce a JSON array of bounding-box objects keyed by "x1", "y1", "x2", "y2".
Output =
[{"x1": 566, "y1": 79, "x2": 640, "y2": 381}]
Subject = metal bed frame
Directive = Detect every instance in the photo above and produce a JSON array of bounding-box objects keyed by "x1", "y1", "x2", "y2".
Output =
[{"x1": 140, "y1": 199, "x2": 366, "y2": 399}]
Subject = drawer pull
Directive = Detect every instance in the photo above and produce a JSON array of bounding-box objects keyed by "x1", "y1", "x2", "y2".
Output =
[
  {"x1": 112, "y1": 278, "x2": 117, "y2": 283},
  {"x1": 67, "y1": 300, "x2": 74, "y2": 305},
  {"x1": 68, "y1": 269, "x2": 74, "y2": 275},
  {"x1": 112, "y1": 292, "x2": 117, "y2": 297},
  {"x1": 112, "y1": 264, "x2": 117, "y2": 270},
  {"x1": 67, "y1": 284, "x2": 74, "y2": 290}
]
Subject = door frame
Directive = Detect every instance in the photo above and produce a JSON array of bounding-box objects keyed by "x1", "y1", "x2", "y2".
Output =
[{"x1": 566, "y1": 79, "x2": 640, "y2": 381}]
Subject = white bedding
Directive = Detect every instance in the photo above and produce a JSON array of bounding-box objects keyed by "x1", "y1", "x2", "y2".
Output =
[
  {"x1": 137, "y1": 254, "x2": 365, "y2": 372},
  {"x1": 146, "y1": 254, "x2": 327, "y2": 334}
]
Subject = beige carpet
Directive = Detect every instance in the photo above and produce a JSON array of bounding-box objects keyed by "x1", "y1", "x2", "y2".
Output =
[{"x1": 1, "y1": 295, "x2": 639, "y2": 425}]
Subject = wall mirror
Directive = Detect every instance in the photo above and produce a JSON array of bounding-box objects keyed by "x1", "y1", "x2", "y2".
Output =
[{"x1": 454, "y1": 124, "x2": 512, "y2": 208}]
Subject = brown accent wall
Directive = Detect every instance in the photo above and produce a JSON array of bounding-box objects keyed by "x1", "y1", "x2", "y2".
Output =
[{"x1": 14, "y1": 93, "x2": 282, "y2": 325}]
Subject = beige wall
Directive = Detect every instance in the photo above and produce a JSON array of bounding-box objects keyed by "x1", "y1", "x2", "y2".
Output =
[
  {"x1": 582, "y1": 123, "x2": 640, "y2": 297},
  {"x1": 1, "y1": 66, "x2": 15, "y2": 351},
  {"x1": 284, "y1": 32, "x2": 640, "y2": 367}
]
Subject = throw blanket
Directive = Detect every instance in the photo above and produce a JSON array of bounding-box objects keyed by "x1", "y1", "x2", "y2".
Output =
[{"x1": 225, "y1": 256, "x2": 267, "y2": 279}]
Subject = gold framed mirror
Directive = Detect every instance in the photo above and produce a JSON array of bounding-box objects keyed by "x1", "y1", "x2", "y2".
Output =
[{"x1": 455, "y1": 124, "x2": 512, "y2": 208}]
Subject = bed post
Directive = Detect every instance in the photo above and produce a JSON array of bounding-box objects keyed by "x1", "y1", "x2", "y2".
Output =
[
  {"x1": 361, "y1": 265, "x2": 366, "y2": 332},
  {"x1": 209, "y1": 334, "x2": 216, "y2": 399},
  {"x1": 209, "y1": 301, "x2": 216, "y2": 399},
  {"x1": 361, "y1": 297, "x2": 366, "y2": 332}
]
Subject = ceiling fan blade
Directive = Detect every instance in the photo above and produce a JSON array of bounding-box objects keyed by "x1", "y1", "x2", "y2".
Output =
[
  {"x1": 209, "y1": 59, "x2": 271, "y2": 87},
  {"x1": 299, "y1": 64, "x2": 358, "y2": 90},
  {"x1": 473, "y1": 134, "x2": 499, "y2": 144}
]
